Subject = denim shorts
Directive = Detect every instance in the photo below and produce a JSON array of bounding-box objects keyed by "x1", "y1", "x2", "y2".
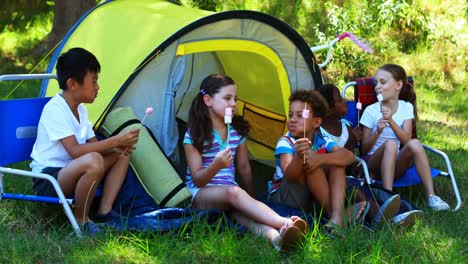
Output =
[{"x1": 32, "y1": 167, "x2": 63, "y2": 197}]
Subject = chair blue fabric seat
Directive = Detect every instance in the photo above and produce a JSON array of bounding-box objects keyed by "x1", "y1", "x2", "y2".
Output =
[{"x1": 374, "y1": 166, "x2": 440, "y2": 187}]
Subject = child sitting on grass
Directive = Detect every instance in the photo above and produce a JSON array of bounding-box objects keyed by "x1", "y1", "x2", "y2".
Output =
[
  {"x1": 30, "y1": 48, "x2": 140, "y2": 235},
  {"x1": 184, "y1": 74, "x2": 307, "y2": 252},
  {"x1": 268, "y1": 89, "x2": 357, "y2": 231}
]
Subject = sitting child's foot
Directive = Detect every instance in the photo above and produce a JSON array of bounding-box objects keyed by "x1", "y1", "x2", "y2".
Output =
[
  {"x1": 93, "y1": 210, "x2": 119, "y2": 223},
  {"x1": 82, "y1": 221, "x2": 103, "y2": 236},
  {"x1": 373, "y1": 194, "x2": 400, "y2": 223},
  {"x1": 323, "y1": 221, "x2": 345, "y2": 239},
  {"x1": 391, "y1": 210, "x2": 424, "y2": 227},
  {"x1": 273, "y1": 225, "x2": 304, "y2": 252},
  {"x1": 288, "y1": 216, "x2": 308, "y2": 234},
  {"x1": 347, "y1": 201, "x2": 369, "y2": 224},
  {"x1": 428, "y1": 195, "x2": 449, "y2": 211}
]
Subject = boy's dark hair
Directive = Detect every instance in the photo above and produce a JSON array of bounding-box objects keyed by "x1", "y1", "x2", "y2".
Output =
[
  {"x1": 289, "y1": 89, "x2": 329, "y2": 118},
  {"x1": 188, "y1": 74, "x2": 249, "y2": 153},
  {"x1": 56, "y1": 47, "x2": 101, "y2": 90},
  {"x1": 317, "y1": 84, "x2": 338, "y2": 108}
]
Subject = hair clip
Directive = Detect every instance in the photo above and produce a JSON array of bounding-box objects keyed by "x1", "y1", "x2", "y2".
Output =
[{"x1": 200, "y1": 89, "x2": 206, "y2": 95}]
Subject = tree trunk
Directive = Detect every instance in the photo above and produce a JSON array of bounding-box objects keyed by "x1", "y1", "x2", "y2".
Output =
[{"x1": 36, "y1": 0, "x2": 97, "y2": 55}]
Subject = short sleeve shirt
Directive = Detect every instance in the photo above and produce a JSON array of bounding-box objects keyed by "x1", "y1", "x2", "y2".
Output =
[
  {"x1": 272, "y1": 132, "x2": 336, "y2": 182},
  {"x1": 360, "y1": 100, "x2": 414, "y2": 155},
  {"x1": 183, "y1": 126, "x2": 246, "y2": 196},
  {"x1": 30, "y1": 94, "x2": 95, "y2": 173}
]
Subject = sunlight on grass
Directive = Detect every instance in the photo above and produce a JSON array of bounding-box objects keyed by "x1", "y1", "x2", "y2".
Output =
[{"x1": 0, "y1": 12, "x2": 52, "y2": 56}]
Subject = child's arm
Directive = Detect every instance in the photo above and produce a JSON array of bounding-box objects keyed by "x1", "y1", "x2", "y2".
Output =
[
  {"x1": 184, "y1": 144, "x2": 232, "y2": 187},
  {"x1": 360, "y1": 120, "x2": 386, "y2": 155},
  {"x1": 304, "y1": 146, "x2": 354, "y2": 171},
  {"x1": 344, "y1": 125, "x2": 362, "y2": 151},
  {"x1": 61, "y1": 128, "x2": 140, "y2": 158},
  {"x1": 281, "y1": 152, "x2": 306, "y2": 182},
  {"x1": 388, "y1": 119, "x2": 412, "y2": 144},
  {"x1": 235, "y1": 141, "x2": 253, "y2": 195}
]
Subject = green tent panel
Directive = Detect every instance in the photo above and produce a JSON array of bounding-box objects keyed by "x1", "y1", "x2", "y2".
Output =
[{"x1": 42, "y1": 0, "x2": 323, "y2": 169}]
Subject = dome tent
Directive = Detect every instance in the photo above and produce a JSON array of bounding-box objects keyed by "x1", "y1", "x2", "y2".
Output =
[{"x1": 41, "y1": 0, "x2": 324, "y2": 205}]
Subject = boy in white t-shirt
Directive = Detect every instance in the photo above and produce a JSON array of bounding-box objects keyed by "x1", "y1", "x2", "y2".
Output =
[{"x1": 30, "y1": 48, "x2": 140, "y2": 234}]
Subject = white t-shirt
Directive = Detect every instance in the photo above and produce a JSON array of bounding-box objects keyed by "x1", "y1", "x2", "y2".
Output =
[
  {"x1": 30, "y1": 94, "x2": 95, "y2": 173},
  {"x1": 360, "y1": 100, "x2": 414, "y2": 155}
]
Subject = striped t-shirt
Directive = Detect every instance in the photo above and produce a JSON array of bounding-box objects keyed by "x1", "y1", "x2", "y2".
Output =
[
  {"x1": 184, "y1": 126, "x2": 246, "y2": 198},
  {"x1": 272, "y1": 132, "x2": 336, "y2": 182}
]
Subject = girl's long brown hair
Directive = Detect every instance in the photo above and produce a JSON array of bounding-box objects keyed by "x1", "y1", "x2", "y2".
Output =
[
  {"x1": 379, "y1": 64, "x2": 418, "y2": 121},
  {"x1": 188, "y1": 74, "x2": 249, "y2": 153}
]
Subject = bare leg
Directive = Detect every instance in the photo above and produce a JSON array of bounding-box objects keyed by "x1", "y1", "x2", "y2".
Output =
[
  {"x1": 328, "y1": 166, "x2": 347, "y2": 227},
  {"x1": 96, "y1": 152, "x2": 130, "y2": 215},
  {"x1": 193, "y1": 186, "x2": 289, "y2": 229},
  {"x1": 230, "y1": 210, "x2": 279, "y2": 242},
  {"x1": 304, "y1": 168, "x2": 331, "y2": 217},
  {"x1": 367, "y1": 140, "x2": 399, "y2": 191},
  {"x1": 57, "y1": 152, "x2": 105, "y2": 225},
  {"x1": 396, "y1": 139, "x2": 435, "y2": 197}
]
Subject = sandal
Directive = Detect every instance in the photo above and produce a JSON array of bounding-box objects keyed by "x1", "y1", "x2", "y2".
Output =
[
  {"x1": 273, "y1": 226, "x2": 304, "y2": 252},
  {"x1": 323, "y1": 222, "x2": 345, "y2": 239},
  {"x1": 287, "y1": 216, "x2": 308, "y2": 234},
  {"x1": 348, "y1": 201, "x2": 369, "y2": 225}
]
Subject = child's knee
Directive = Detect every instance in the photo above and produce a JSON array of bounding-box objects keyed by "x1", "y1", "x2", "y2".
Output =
[
  {"x1": 406, "y1": 139, "x2": 423, "y2": 153},
  {"x1": 226, "y1": 186, "x2": 246, "y2": 204},
  {"x1": 384, "y1": 140, "x2": 399, "y2": 152},
  {"x1": 83, "y1": 152, "x2": 105, "y2": 175}
]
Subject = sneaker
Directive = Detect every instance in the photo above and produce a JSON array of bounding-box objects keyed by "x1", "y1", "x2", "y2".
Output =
[
  {"x1": 373, "y1": 194, "x2": 400, "y2": 223},
  {"x1": 93, "y1": 210, "x2": 119, "y2": 223},
  {"x1": 391, "y1": 210, "x2": 424, "y2": 228},
  {"x1": 428, "y1": 195, "x2": 450, "y2": 211},
  {"x1": 82, "y1": 221, "x2": 103, "y2": 236}
]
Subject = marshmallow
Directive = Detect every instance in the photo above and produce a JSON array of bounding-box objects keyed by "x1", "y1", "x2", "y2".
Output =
[
  {"x1": 377, "y1": 93, "x2": 383, "y2": 102},
  {"x1": 224, "y1": 108, "x2": 232, "y2": 124},
  {"x1": 356, "y1": 102, "x2": 362, "y2": 110},
  {"x1": 302, "y1": 109, "x2": 310, "y2": 119},
  {"x1": 145, "y1": 107, "x2": 154, "y2": 115}
]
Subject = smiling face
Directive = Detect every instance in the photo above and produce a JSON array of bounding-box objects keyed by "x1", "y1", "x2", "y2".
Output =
[
  {"x1": 288, "y1": 100, "x2": 321, "y2": 138},
  {"x1": 204, "y1": 84, "x2": 237, "y2": 122},
  {"x1": 375, "y1": 69, "x2": 402, "y2": 101}
]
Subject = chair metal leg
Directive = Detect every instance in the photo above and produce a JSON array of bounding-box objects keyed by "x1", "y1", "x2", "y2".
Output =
[
  {"x1": 0, "y1": 167, "x2": 83, "y2": 237},
  {"x1": 423, "y1": 144, "x2": 462, "y2": 211}
]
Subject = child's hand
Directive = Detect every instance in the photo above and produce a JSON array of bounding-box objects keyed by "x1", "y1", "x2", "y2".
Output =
[
  {"x1": 214, "y1": 148, "x2": 233, "y2": 169},
  {"x1": 118, "y1": 145, "x2": 136, "y2": 156},
  {"x1": 117, "y1": 128, "x2": 140, "y2": 147},
  {"x1": 304, "y1": 150, "x2": 321, "y2": 171},
  {"x1": 295, "y1": 138, "x2": 311, "y2": 159},
  {"x1": 380, "y1": 105, "x2": 393, "y2": 122},
  {"x1": 377, "y1": 119, "x2": 388, "y2": 133}
]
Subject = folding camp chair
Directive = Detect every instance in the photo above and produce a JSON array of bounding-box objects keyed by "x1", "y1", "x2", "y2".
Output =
[
  {"x1": 0, "y1": 74, "x2": 82, "y2": 237},
  {"x1": 341, "y1": 77, "x2": 462, "y2": 211}
]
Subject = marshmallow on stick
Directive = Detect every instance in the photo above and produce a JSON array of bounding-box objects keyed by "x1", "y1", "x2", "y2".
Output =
[
  {"x1": 356, "y1": 98, "x2": 362, "y2": 123},
  {"x1": 140, "y1": 107, "x2": 154, "y2": 128},
  {"x1": 224, "y1": 107, "x2": 232, "y2": 124},
  {"x1": 302, "y1": 106, "x2": 310, "y2": 164},
  {"x1": 224, "y1": 108, "x2": 233, "y2": 147}
]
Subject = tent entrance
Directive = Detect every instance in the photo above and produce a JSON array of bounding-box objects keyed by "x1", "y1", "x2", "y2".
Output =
[
  {"x1": 175, "y1": 39, "x2": 293, "y2": 164},
  {"x1": 176, "y1": 39, "x2": 290, "y2": 116}
]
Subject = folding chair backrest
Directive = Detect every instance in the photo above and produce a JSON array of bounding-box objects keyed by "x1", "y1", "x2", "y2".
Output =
[
  {"x1": 0, "y1": 97, "x2": 51, "y2": 166},
  {"x1": 344, "y1": 77, "x2": 417, "y2": 139}
]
